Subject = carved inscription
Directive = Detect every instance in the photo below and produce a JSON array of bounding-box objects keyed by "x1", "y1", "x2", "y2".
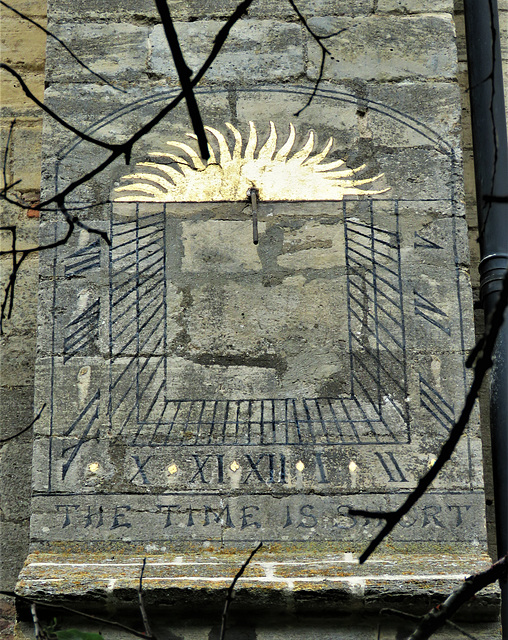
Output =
[{"x1": 33, "y1": 494, "x2": 484, "y2": 543}]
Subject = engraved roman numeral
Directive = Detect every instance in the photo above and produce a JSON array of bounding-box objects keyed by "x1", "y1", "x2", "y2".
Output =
[
  {"x1": 414, "y1": 290, "x2": 450, "y2": 335},
  {"x1": 130, "y1": 455, "x2": 152, "y2": 484},
  {"x1": 419, "y1": 374, "x2": 454, "y2": 432},
  {"x1": 375, "y1": 451, "x2": 408, "y2": 482}
]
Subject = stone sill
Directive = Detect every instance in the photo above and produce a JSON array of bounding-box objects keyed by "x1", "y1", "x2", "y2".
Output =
[{"x1": 16, "y1": 550, "x2": 500, "y2": 620}]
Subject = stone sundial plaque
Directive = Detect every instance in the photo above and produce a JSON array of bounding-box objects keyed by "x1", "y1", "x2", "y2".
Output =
[{"x1": 19, "y1": 89, "x2": 491, "y2": 605}]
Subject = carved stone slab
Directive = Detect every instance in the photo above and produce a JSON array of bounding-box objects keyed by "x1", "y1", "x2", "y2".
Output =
[{"x1": 18, "y1": 1, "x2": 492, "y2": 607}]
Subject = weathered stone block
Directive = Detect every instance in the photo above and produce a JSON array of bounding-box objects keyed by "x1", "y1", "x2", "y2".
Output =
[
  {"x1": 366, "y1": 83, "x2": 461, "y2": 149},
  {"x1": 149, "y1": 21, "x2": 305, "y2": 83},
  {"x1": 0, "y1": 522, "x2": 29, "y2": 590},
  {"x1": 46, "y1": 0, "x2": 374, "y2": 23},
  {"x1": 181, "y1": 220, "x2": 265, "y2": 272},
  {"x1": 306, "y1": 15, "x2": 457, "y2": 81},
  {"x1": 45, "y1": 23, "x2": 150, "y2": 84},
  {"x1": 377, "y1": 0, "x2": 453, "y2": 12},
  {"x1": 0, "y1": 72, "x2": 45, "y2": 113},
  {"x1": 3, "y1": 121, "x2": 44, "y2": 191},
  {"x1": 0, "y1": 16, "x2": 47, "y2": 71},
  {"x1": 16, "y1": 0, "x2": 495, "y2": 619}
]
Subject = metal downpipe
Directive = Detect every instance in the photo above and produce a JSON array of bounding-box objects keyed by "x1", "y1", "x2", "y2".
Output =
[{"x1": 463, "y1": 0, "x2": 508, "y2": 632}]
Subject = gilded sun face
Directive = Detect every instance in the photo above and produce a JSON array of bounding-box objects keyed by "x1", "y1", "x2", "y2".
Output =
[{"x1": 114, "y1": 121, "x2": 389, "y2": 202}]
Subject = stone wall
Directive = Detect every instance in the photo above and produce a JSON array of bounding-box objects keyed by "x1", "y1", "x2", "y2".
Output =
[
  {"x1": 0, "y1": 0, "x2": 46, "y2": 592},
  {"x1": 1, "y1": 1, "x2": 507, "y2": 638}
]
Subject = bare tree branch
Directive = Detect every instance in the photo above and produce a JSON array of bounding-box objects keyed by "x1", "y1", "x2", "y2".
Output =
[
  {"x1": 31, "y1": 0, "x2": 254, "y2": 211},
  {"x1": 381, "y1": 609, "x2": 480, "y2": 640},
  {"x1": 0, "y1": 202, "x2": 108, "y2": 333},
  {"x1": 350, "y1": 268, "x2": 508, "y2": 564},
  {"x1": 0, "y1": 65, "x2": 121, "y2": 151},
  {"x1": 138, "y1": 558, "x2": 155, "y2": 640},
  {"x1": 407, "y1": 554, "x2": 507, "y2": 640},
  {"x1": 0, "y1": 591, "x2": 154, "y2": 640},
  {"x1": 154, "y1": 0, "x2": 209, "y2": 160},
  {"x1": 220, "y1": 542, "x2": 262, "y2": 640},
  {"x1": 0, "y1": 403, "x2": 46, "y2": 444},
  {"x1": 0, "y1": 0, "x2": 252, "y2": 329},
  {"x1": 0, "y1": 1, "x2": 126, "y2": 92},
  {"x1": 1, "y1": 119, "x2": 20, "y2": 197},
  {"x1": 287, "y1": 0, "x2": 347, "y2": 115}
]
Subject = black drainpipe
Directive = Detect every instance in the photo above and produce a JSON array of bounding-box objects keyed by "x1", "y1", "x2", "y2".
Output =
[{"x1": 463, "y1": 0, "x2": 508, "y2": 631}]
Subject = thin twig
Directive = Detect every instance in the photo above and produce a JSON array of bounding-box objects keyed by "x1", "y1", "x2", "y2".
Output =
[
  {"x1": 407, "y1": 555, "x2": 507, "y2": 640},
  {"x1": 1, "y1": 119, "x2": 15, "y2": 196},
  {"x1": 350, "y1": 268, "x2": 508, "y2": 563},
  {"x1": 1, "y1": 0, "x2": 250, "y2": 211},
  {"x1": 0, "y1": 194, "x2": 113, "y2": 213},
  {"x1": 381, "y1": 608, "x2": 479, "y2": 640},
  {"x1": 0, "y1": 217, "x2": 72, "y2": 332},
  {"x1": 0, "y1": 1, "x2": 126, "y2": 92},
  {"x1": 0, "y1": 201, "x2": 109, "y2": 330},
  {"x1": 380, "y1": 608, "x2": 420, "y2": 621},
  {"x1": 154, "y1": 0, "x2": 209, "y2": 159},
  {"x1": 287, "y1": 0, "x2": 347, "y2": 115},
  {"x1": 0, "y1": 65, "x2": 120, "y2": 152},
  {"x1": 30, "y1": 603, "x2": 45, "y2": 640},
  {"x1": 32, "y1": 0, "x2": 254, "y2": 212},
  {"x1": 0, "y1": 591, "x2": 154, "y2": 640},
  {"x1": 445, "y1": 620, "x2": 479, "y2": 640},
  {"x1": 0, "y1": 225, "x2": 17, "y2": 326},
  {"x1": 0, "y1": 403, "x2": 46, "y2": 444},
  {"x1": 138, "y1": 558, "x2": 155, "y2": 639},
  {"x1": 220, "y1": 542, "x2": 262, "y2": 640}
]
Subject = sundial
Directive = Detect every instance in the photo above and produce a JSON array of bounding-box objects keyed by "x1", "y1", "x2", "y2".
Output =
[{"x1": 20, "y1": 87, "x2": 490, "y2": 601}]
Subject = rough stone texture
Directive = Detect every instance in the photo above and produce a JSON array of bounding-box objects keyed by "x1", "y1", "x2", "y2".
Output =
[
  {"x1": 149, "y1": 21, "x2": 305, "y2": 83},
  {"x1": 378, "y1": 0, "x2": 454, "y2": 11},
  {"x1": 47, "y1": 0, "x2": 375, "y2": 23},
  {"x1": 0, "y1": 0, "x2": 45, "y2": 603},
  {"x1": 306, "y1": 15, "x2": 458, "y2": 81},
  {"x1": 1, "y1": 0, "x2": 507, "y2": 636}
]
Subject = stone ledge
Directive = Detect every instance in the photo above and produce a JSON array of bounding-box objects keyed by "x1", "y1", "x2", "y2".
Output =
[{"x1": 16, "y1": 550, "x2": 500, "y2": 619}]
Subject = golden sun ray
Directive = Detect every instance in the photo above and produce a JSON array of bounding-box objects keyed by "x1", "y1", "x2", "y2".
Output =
[{"x1": 114, "y1": 122, "x2": 390, "y2": 202}]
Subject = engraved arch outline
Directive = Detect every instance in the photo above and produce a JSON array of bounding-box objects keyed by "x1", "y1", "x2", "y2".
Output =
[{"x1": 47, "y1": 86, "x2": 465, "y2": 488}]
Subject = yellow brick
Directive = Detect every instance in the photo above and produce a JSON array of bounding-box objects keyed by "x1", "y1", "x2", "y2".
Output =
[
  {"x1": 0, "y1": 125, "x2": 42, "y2": 191},
  {"x1": 0, "y1": 0, "x2": 46, "y2": 19},
  {"x1": 0, "y1": 16, "x2": 47, "y2": 71},
  {"x1": 0, "y1": 71, "x2": 45, "y2": 110}
]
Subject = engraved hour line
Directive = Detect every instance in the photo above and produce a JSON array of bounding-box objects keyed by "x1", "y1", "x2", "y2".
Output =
[
  {"x1": 64, "y1": 238, "x2": 101, "y2": 276},
  {"x1": 61, "y1": 390, "x2": 100, "y2": 481},
  {"x1": 374, "y1": 451, "x2": 408, "y2": 482},
  {"x1": 63, "y1": 300, "x2": 100, "y2": 363},
  {"x1": 414, "y1": 231, "x2": 444, "y2": 251},
  {"x1": 414, "y1": 290, "x2": 451, "y2": 335},
  {"x1": 419, "y1": 374, "x2": 454, "y2": 433},
  {"x1": 105, "y1": 203, "x2": 409, "y2": 450}
]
